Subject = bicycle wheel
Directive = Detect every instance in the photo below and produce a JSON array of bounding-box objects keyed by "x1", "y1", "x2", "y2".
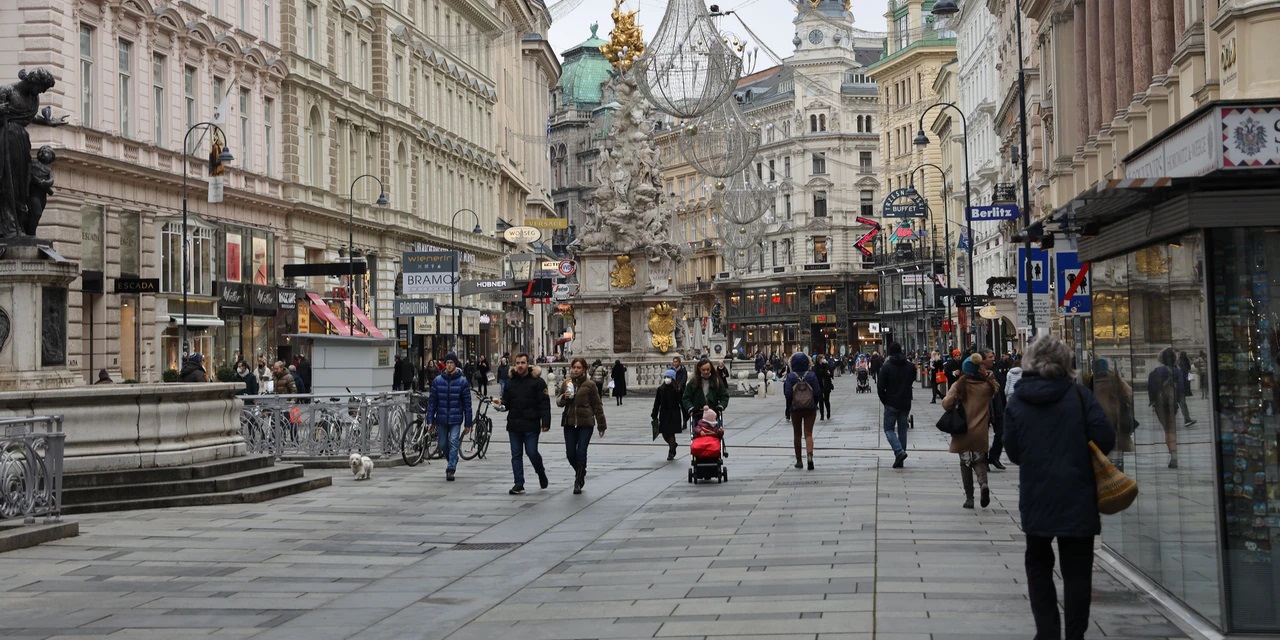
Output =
[
  {"x1": 475, "y1": 417, "x2": 493, "y2": 460},
  {"x1": 460, "y1": 422, "x2": 482, "y2": 460},
  {"x1": 401, "y1": 419, "x2": 429, "y2": 467},
  {"x1": 427, "y1": 426, "x2": 445, "y2": 460}
]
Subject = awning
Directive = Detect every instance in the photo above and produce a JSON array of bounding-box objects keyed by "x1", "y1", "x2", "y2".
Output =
[
  {"x1": 1046, "y1": 178, "x2": 1180, "y2": 230},
  {"x1": 158, "y1": 314, "x2": 225, "y2": 328},
  {"x1": 305, "y1": 292, "x2": 357, "y2": 336},
  {"x1": 343, "y1": 299, "x2": 386, "y2": 338}
]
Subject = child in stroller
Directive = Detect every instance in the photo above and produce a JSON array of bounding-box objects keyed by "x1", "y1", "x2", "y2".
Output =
[
  {"x1": 688, "y1": 407, "x2": 728, "y2": 484},
  {"x1": 855, "y1": 356, "x2": 871, "y2": 393}
]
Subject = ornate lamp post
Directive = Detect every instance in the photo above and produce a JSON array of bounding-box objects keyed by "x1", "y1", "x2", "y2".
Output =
[
  {"x1": 347, "y1": 174, "x2": 388, "y2": 335},
  {"x1": 914, "y1": 102, "x2": 975, "y2": 349},
  {"x1": 907, "y1": 163, "x2": 956, "y2": 348},
  {"x1": 450, "y1": 208, "x2": 482, "y2": 355},
  {"x1": 182, "y1": 122, "x2": 233, "y2": 359}
]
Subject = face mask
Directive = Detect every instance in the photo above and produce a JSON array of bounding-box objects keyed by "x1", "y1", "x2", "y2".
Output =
[{"x1": 663, "y1": 378, "x2": 672, "y2": 385}]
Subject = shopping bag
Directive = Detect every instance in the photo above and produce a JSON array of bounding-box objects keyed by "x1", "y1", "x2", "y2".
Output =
[{"x1": 1090, "y1": 441, "x2": 1139, "y2": 514}]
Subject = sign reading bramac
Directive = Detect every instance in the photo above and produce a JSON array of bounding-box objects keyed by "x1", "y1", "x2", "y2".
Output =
[
  {"x1": 395, "y1": 298, "x2": 436, "y2": 317},
  {"x1": 402, "y1": 251, "x2": 456, "y2": 294},
  {"x1": 882, "y1": 188, "x2": 927, "y2": 218}
]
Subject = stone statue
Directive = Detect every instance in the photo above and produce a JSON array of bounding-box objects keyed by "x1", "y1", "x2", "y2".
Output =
[
  {"x1": 0, "y1": 68, "x2": 67, "y2": 239},
  {"x1": 27, "y1": 146, "x2": 54, "y2": 236}
]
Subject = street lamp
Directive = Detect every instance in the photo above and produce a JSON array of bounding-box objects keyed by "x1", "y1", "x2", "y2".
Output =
[
  {"x1": 914, "y1": 102, "x2": 977, "y2": 350},
  {"x1": 181, "y1": 122, "x2": 234, "y2": 360},
  {"x1": 907, "y1": 162, "x2": 957, "y2": 349},
  {"x1": 347, "y1": 174, "x2": 388, "y2": 336},
  {"x1": 931, "y1": 0, "x2": 1037, "y2": 342},
  {"x1": 450, "y1": 208, "x2": 483, "y2": 356}
]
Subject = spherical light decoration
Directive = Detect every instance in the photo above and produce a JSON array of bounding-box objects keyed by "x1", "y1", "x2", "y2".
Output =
[
  {"x1": 633, "y1": 0, "x2": 743, "y2": 119},
  {"x1": 678, "y1": 97, "x2": 761, "y2": 178},
  {"x1": 711, "y1": 168, "x2": 773, "y2": 225},
  {"x1": 722, "y1": 243, "x2": 763, "y2": 270},
  {"x1": 717, "y1": 214, "x2": 767, "y2": 250}
]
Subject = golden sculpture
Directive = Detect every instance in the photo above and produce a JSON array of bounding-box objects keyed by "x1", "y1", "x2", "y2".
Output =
[
  {"x1": 609, "y1": 255, "x2": 636, "y2": 288},
  {"x1": 600, "y1": 0, "x2": 644, "y2": 73},
  {"x1": 649, "y1": 302, "x2": 677, "y2": 354}
]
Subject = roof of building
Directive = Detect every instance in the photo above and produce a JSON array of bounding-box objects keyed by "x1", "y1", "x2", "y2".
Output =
[{"x1": 558, "y1": 24, "x2": 614, "y2": 109}]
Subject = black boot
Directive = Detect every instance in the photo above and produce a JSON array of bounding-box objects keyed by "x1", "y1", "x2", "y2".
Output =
[
  {"x1": 795, "y1": 454, "x2": 803, "y2": 469},
  {"x1": 960, "y1": 460, "x2": 975, "y2": 509},
  {"x1": 573, "y1": 465, "x2": 585, "y2": 494},
  {"x1": 807, "y1": 454, "x2": 814, "y2": 471}
]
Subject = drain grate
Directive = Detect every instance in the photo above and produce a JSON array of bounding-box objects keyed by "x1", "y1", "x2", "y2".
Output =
[
  {"x1": 450, "y1": 542, "x2": 523, "y2": 551},
  {"x1": 773, "y1": 480, "x2": 823, "y2": 486}
]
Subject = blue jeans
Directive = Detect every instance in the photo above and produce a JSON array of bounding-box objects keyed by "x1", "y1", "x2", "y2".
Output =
[
  {"x1": 444, "y1": 423, "x2": 462, "y2": 471},
  {"x1": 509, "y1": 430, "x2": 545, "y2": 486},
  {"x1": 883, "y1": 405, "x2": 909, "y2": 456},
  {"x1": 564, "y1": 426, "x2": 594, "y2": 471}
]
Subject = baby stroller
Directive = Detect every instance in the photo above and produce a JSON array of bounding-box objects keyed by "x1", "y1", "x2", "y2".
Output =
[
  {"x1": 688, "y1": 413, "x2": 727, "y2": 484},
  {"x1": 856, "y1": 368, "x2": 871, "y2": 393}
]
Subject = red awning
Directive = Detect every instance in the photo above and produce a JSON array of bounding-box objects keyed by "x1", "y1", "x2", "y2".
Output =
[
  {"x1": 306, "y1": 292, "x2": 360, "y2": 336},
  {"x1": 344, "y1": 299, "x2": 386, "y2": 338}
]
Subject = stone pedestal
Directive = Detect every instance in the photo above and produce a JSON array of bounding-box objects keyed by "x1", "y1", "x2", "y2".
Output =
[
  {"x1": 571, "y1": 251, "x2": 684, "y2": 362},
  {"x1": 0, "y1": 244, "x2": 79, "y2": 391}
]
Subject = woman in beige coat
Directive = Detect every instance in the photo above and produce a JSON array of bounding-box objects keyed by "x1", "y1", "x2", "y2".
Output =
[
  {"x1": 943, "y1": 353, "x2": 1000, "y2": 509},
  {"x1": 1092, "y1": 358, "x2": 1134, "y2": 469}
]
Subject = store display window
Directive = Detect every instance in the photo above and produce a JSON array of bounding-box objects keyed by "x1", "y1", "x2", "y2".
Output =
[{"x1": 1208, "y1": 228, "x2": 1280, "y2": 632}]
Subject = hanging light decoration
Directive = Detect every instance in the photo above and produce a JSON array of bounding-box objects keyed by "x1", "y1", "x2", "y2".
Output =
[
  {"x1": 678, "y1": 94, "x2": 761, "y2": 178},
  {"x1": 717, "y1": 214, "x2": 767, "y2": 250},
  {"x1": 633, "y1": 0, "x2": 743, "y2": 119},
  {"x1": 722, "y1": 243, "x2": 763, "y2": 271},
  {"x1": 710, "y1": 168, "x2": 773, "y2": 225}
]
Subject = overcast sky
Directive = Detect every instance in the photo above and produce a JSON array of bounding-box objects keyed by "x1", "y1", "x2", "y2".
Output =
[{"x1": 547, "y1": 0, "x2": 887, "y2": 65}]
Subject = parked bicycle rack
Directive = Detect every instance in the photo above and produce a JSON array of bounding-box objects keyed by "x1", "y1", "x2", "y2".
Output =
[{"x1": 238, "y1": 392, "x2": 410, "y2": 460}]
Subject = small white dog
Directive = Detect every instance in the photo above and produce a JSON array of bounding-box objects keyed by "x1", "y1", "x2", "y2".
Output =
[{"x1": 349, "y1": 453, "x2": 373, "y2": 480}]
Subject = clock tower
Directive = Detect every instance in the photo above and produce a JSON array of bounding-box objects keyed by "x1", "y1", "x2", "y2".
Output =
[{"x1": 791, "y1": 0, "x2": 854, "y2": 58}]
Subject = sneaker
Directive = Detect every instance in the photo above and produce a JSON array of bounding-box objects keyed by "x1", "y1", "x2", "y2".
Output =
[
  {"x1": 446, "y1": 469, "x2": 455, "y2": 482},
  {"x1": 893, "y1": 452, "x2": 907, "y2": 469},
  {"x1": 537, "y1": 471, "x2": 549, "y2": 490},
  {"x1": 980, "y1": 487, "x2": 991, "y2": 508},
  {"x1": 990, "y1": 459, "x2": 1007, "y2": 471},
  {"x1": 509, "y1": 485, "x2": 525, "y2": 495},
  {"x1": 1184, "y1": 419, "x2": 1197, "y2": 427}
]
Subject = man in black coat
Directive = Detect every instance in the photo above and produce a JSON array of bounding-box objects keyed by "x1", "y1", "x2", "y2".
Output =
[
  {"x1": 294, "y1": 355, "x2": 312, "y2": 393},
  {"x1": 671, "y1": 356, "x2": 688, "y2": 392},
  {"x1": 876, "y1": 342, "x2": 915, "y2": 468},
  {"x1": 498, "y1": 353, "x2": 551, "y2": 495},
  {"x1": 943, "y1": 349, "x2": 963, "y2": 389}
]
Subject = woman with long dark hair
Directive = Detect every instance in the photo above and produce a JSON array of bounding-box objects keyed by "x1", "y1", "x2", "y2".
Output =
[
  {"x1": 611, "y1": 359, "x2": 628, "y2": 405},
  {"x1": 557, "y1": 356, "x2": 606, "y2": 494},
  {"x1": 652, "y1": 368, "x2": 684, "y2": 459},
  {"x1": 682, "y1": 358, "x2": 729, "y2": 427}
]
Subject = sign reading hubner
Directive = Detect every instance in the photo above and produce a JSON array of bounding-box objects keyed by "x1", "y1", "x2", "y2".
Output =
[{"x1": 402, "y1": 251, "x2": 456, "y2": 294}]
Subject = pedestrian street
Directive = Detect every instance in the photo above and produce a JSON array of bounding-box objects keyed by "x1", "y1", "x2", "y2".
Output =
[{"x1": 0, "y1": 377, "x2": 1198, "y2": 639}]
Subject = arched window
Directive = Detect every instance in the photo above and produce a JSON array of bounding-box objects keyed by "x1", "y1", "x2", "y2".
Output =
[
  {"x1": 809, "y1": 114, "x2": 818, "y2": 132},
  {"x1": 857, "y1": 115, "x2": 864, "y2": 133},
  {"x1": 819, "y1": 114, "x2": 827, "y2": 131},
  {"x1": 307, "y1": 107, "x2": 322, "y2": 187},
  {"x1": 866, "y1": 115, "x2": 873, "y2": 133}
]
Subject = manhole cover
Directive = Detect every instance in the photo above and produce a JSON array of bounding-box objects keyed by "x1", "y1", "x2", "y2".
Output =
[{"x1": 450, "y1": 542, "x2": 523, "y2": 551}]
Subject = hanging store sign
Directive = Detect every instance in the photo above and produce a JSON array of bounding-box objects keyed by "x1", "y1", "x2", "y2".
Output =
[
  {"x1": 966, "y1": 204, "x2": 1021, "y2": 221},
  {"x1": 502, "y1": 226, "x2": 542, "y2": 243},
  {"x1": 525, "y1": 217, "x2": 569, "y2": 230},
  {"x1": 394, "y1": 298, "x2": 436, "y2": 317},
  {"x1": 413, "y1": 314, "x2": 438, "y2": 335},
  {"x1": 401, "y1": 251, "x2": 457, "y2": 294},
  {"x1": 881, "y1": 188, "x2": 927, "y2": 218},
  {"x1": 250, "y1": 285, "x2": 277, "y2": 316},
  {"x1": 457, "y1": 278, "x2": 515, "y2": 296},
  {"x1": 276, "y1": 288, "x2": 300, "y2": 311}
]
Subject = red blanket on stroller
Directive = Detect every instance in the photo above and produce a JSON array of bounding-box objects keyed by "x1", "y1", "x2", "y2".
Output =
[{"x1": 691, "y1": 435, "x2": 721, "y2": 459}]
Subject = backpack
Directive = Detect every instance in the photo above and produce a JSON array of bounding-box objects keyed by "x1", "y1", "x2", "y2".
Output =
[{"x1": 791, "y1": 375, "x2": 816, "y2": 411}]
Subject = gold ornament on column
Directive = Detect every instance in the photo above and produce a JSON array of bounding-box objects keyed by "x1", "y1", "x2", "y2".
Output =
[
  {"x1": 649, "y1": 302, "x2": 677, "y2": 353},
  {"x1": 609, "y1": 255, "x2": 637, "y2": 288},
  {"x1": 600, "y1": 0, "x2": 645, "y2": 73}
]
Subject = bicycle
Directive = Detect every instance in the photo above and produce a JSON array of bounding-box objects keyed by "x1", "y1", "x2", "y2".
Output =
[
  {"x1": 460, "y1": 391, "x2": 504, "y2": 461},
  {"x1": 401, "y1": 392, "x2": 441, "y2": 466}
]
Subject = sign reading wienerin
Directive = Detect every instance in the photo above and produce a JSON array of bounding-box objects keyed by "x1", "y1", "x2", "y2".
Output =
[{"x1": 402, "y1": 251, "x2": 456, "y2": 294}]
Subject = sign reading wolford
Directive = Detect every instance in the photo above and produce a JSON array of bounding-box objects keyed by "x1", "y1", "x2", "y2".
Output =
[{"x1": 402, "y1": 251, "x2": 456, "y2": 294}]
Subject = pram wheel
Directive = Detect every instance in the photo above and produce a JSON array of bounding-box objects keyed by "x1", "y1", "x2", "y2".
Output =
[
  {"x1": 721, "y1": 469, "x2": 728, "y2": 483},
  {"x1": 688, "y1": 469, "x2": 694, "y2": 484}
]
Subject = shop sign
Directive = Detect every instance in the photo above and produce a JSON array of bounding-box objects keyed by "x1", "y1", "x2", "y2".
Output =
[
  {"x1": 395, "y1": 297, "x2": 436, "y2": 317},
  {"x1": 803, "y1": 263, "x2": 831, "y2": 271},
  {"x1": 217, "y1": 281, "x2": 244, "y2": 315},
  {"x1": 413, "y1": 314, "x2": 437, "y2": 335},
  {"x1": 987, "y1": 277, "x2": 1018, "y2": 299},
  {"x1": 1221, "y1": 105, "x2": 1280, "y2": 169},
  {"x1": 402, "y1": 251, "x2": 457, "y2": 294},
  {"x1": 966, "y1": 204, "x2": 1021, "y2": 221},
  {"x1": 881, "y1": 188, "x2": 927, "y2": 218},
  {"x1": 457, "y1": 278, "x2": 514, "y2": 296},
  {"x1": 502, "y1": 226, "x2": 541, "y2": 243},
  {"x1": 378, "y1": 348, "x2": 390, "y2": 367},
  {"x1": 298, "y1": 305, "x2": 311, "y2": 333},
  {"x1": 868, "y1": 322, "x2": 881, "y2": 334},
  {"x1": 811, "y1": 314, "x2": 837, "y2": 324},
  {"x1": 525, "y1": 217, "x2": 569, "y2": 230},
  {"x1": 1127, "y1": 111, "x2": 1218, "y2": 178},
  {"x1": 276, "y1": 288, "x2": 300, "y2": 311},
  {"x1": 116, "y1": 277, "x2": 160, "y2": 294},
  {"x1": 902, "y1": 273, "x2": 927, "y2": 285},
  {"x1": 250, "y1": 285, "x2": 276, "y2": 316}
]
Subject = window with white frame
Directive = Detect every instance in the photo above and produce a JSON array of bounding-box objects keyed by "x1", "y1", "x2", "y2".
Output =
[
  {"x1": 813, "y1": 192, "x2": 828, "y2": 218},
  {"x1": 212, "y1": 76, "x2": 225, "y2": 121},
  {"x1": 152, "y1": 53, "x2": 165, "y2": 144},
  {"x1": 860, "y1": 190, "x2": 874, "y2": 217},
  {"x1": 80, "y1": 24, "x2": 95, "y2": 127},
  {"x1": 239, "y1": 88, "x2": 251, "y2": 171},
  {"x1": 263, "y1": 1, "x2": 272, "y2": 39},
  {"x1": 812, "y1": 236, "x2": 828, "y2": 263},
  {"x1": 239, "y1": 0, "x2": 248, "y2": 28},
  {"x1": 812, "y1": 152, "x2": 826, "y2": 174},
  {"x1": 783, "y1": 156, "x2": 791, "y2": 178},
  {"x1": 161, "y1": 221, "x2": 214, "y2": 295},
  {"x1": 305, "y1": 3, "x2": 318, "y2": 57},
  {"x1": 263, "y1": 98, "x2": 274, "y2": 177},
  {"x1": 183, "y1": 65, "x2": 196, "y2": 130},
  {"x1": 784, "y1": 193, "x2": 792, "y2": 219},
  {"x1": 394, "y1": 55, "x2": 404, "y2": 102},
  {"x1": 359, "y1": 41, "x2": 369, "y2": 90},
  {"x1": 343, "y1": 32, "x2": 353, "y2": 81},
  {"x1": 118, "y1": 39, "x2": 132, "y2": 138},
  {"x1": 860, "y1": 151, "x2": 872, "y2": 172}
]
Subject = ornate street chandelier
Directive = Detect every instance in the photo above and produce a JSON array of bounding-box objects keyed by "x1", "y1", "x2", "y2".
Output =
[
  {"x1": 710, "y1": 168, "x2": 774, "y2": 225},
  {"x1": 722, "y1": 243, "x2": 763, "y2": 271},
  {"x1": 716, "y1": 213, "x2": 768, "y2": 250},
  {"x1": 678, "y1": 96, "x2": 761, "y2": 178},
  {"x1": 634, "y1": 0, "x2": 743, "y2": 119}
]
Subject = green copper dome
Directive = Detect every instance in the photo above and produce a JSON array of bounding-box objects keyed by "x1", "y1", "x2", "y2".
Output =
[{"x1": 558, "y1": 23, "x2": 614, "y2": 110}]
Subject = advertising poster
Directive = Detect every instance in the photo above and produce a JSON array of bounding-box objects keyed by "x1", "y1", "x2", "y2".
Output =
[
  {"x1": 252, "y1": 237, "x2": 268, "y2": 285},
  {"x1": 226, "y1": 233, "x2": 242, "y2": 283}
]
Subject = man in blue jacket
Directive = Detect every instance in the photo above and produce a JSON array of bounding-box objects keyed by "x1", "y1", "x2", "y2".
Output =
[{"x1": 427, "y1": 352, "x2": 472, "y2": 481}]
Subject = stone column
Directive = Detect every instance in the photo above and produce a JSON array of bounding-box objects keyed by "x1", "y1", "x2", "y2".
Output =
[
  {"x1": 1086, "y1": 0, "x2": 1101, "y2": 135},
  {"x1": 1074, "y1": 1, "x2": 1088, "y2": 145},
  {"x1": 1173, "y1": 0, "x2": 1185, "y2": 39},
  {"x1": 1114, "y1": 0, "x2": 1134, "y2": 113},
  {"x1": 1099, "y1": 0, "x2": 1116, "y2": 124},
  {"x1": 1151, "y1": 0, "x2": 1175, "y2": 77},
  {"x1": 1132, "y1": 0, "x2": 1153, "y2": 98}
]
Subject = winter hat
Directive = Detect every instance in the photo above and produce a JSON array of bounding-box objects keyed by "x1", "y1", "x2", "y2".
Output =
[
  {"x1": 962, "y1": 353, "x2": 982, "y2": 375},
  {"x1": 189, "y1": 353, "x2": 204, "y2": 364},
  {"x1": 702, "y1": 407, "x2": 718, "y2": 423},
  {"x1": 444, "y1": 352, "x2": 460, "y2": 365},
  {"x1": 789, "y1": 352, "x2": 811, "y2": 373},
  {"x1": 663, "y1": 369, "x2": 678, "y2": 379},
  {"x1": 951, "y1": 349, "x2": 961, "y2": 357}
]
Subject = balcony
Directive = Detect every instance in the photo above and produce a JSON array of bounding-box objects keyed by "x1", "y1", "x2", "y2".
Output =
[
  {"x1": 993, "y1": 183, "x2": 1017, "y2": 204},
  {"x1": 873, "y1": 243, "x2": 947, "y2": 268}
]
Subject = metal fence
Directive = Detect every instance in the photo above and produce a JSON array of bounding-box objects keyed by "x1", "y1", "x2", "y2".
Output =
[
  {"x1": 238, "y1": 392, "x2": 411, "y2": 459},
  {"x1": 0, "y1": 416, "x2": 66, "y2": 523}
]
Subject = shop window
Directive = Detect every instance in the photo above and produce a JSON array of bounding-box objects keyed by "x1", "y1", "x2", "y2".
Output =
[
  {"x1": 812, "y1": 236, "x2": 828, "y2": 263},
  {"x1": 858, "y1": 283, "x2": 879, "y2": 312},
  {"x1": 811, "y1": 285, "x2": 837, "y2": 312},
  {"x1": 161, "y1": 221, "x2": 214, "y2": 296}
]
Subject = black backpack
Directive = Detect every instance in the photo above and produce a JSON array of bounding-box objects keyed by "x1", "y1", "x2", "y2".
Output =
[{"x1": 792, "y1": 376, "x2": 816, "y2": 411}]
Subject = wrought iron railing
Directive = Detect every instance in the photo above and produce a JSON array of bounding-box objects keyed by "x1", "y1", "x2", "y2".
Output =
[
  {"x1": 0, "y1": 416, "x2": 66, "y2": 523},
  {"x1": 993, "y1": 183, "x2": 1017, "y2": 204},
  {"x1": 238, "y1": 392, "x2": 411, "y2": 459}
]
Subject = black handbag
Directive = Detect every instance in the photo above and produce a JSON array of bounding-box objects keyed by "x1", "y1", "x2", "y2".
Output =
[{"x1": 936, "y1": 405, "x2": 968, "y2": 435}]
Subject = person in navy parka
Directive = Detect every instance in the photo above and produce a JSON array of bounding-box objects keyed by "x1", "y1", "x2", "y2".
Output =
[{"x1": 427, "y1": 352, "x2": 472, "y2": 482}]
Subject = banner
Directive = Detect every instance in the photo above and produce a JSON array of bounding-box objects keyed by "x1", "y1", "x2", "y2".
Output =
[
  {"x1": 252, "y1": 237, "x2": 268, "y2": 285},
  {"x1": 226, "y1": 233, "x2": 242, "y2": 282}
]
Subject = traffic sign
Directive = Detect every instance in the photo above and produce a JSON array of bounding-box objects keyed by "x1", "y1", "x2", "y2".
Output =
[
  {"x1": 558, "y1": 260, "x2": 576, "y2": 277},
  {"x1": 502, "y1": 226, "x2": 541, "y2": 243},
  {"x1": 1056, "y1": 251, "x2": 1092, "y2": 315},
  {"x1": 966, "y1": 204, "x2": 1021, "y2": 221},
  {"x1": 1016, "y1": 247, "x2": 1050, "y2": 295}
]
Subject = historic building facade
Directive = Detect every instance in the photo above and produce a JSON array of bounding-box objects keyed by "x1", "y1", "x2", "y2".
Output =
[{"x1": 0, "y1": 0, "x2": 555, "y2": 382}]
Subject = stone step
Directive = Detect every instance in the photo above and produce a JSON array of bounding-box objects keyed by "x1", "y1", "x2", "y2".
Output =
[
  {"x1": 62, "y1": 454, "x2": 276, "y2": 489},
  {"x1": 63, "y1": 463, "x2": 305, "y2": 505},
  {"x1": 63, "y1": 474, "x2": 332, "y2": 515}
]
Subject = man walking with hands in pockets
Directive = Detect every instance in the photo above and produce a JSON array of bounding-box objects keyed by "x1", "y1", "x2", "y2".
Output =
[
  {"x1": 877, "y1": 342, "x2": 915, "y2": 469},
  {"x1": 427, "y1": 352, "x2": 472, "y2": 482},
  {"x1": 496, "y1": 353, "x2": 551, "y2": 495}
]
